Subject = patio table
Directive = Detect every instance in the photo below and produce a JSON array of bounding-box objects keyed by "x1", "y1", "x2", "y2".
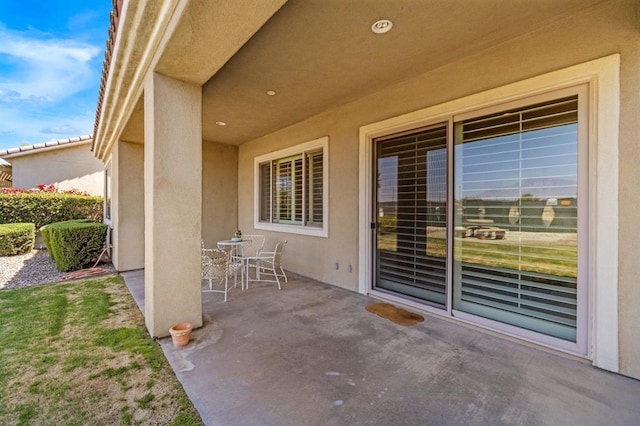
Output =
[
  {"x1": 217, "y1": 239, "x2": 252, "y2": 288},
  {"x1": 464, "y1": 219, "x2": 506, "y2": 239}
]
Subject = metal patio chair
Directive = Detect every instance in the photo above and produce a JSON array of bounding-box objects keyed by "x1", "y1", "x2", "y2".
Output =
[
  {"x1": 202, "y1": 248, "x2": 243, "y2": 301},
  {"x1": 239, "y1": 234, "x2": 265, "y2": 258},
  {"x1": 245, "y1": 240, "x2": 288, "y2": 290}
]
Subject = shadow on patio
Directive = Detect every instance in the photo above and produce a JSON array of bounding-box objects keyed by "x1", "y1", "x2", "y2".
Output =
[{"x1": 122, "y1": 270, "x2": 640, "y2": 425}]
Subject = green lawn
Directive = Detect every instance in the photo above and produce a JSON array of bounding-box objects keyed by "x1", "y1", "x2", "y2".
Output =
[
  {"x1": 378, "y1": 233, "x2": 576, "y2": 278},
  {"x1": 0, "y1": 275, "x2": 202, "y2": 425}
]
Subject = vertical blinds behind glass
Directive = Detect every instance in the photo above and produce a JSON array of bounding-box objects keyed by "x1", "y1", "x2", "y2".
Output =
[{"x1": 453, "y1": 95, "x2": 579, "y2": 342}]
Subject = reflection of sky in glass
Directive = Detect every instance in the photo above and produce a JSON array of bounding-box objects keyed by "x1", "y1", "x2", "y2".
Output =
[
  {"x1": 276, "y1": 176, "x2": 291, "y2": 191},
  {"x1": 378, "y1": 156, "x2": 397, "y2": 202},
  {"x1": 378, "y1": 148, "x2": 447, "y2": 203},
  {"x1": 456, "y1": 124, "x2": 577, "y2": 200},
  {"x1": 377, "y1": 124, "x2": 577, "y2": 203}
]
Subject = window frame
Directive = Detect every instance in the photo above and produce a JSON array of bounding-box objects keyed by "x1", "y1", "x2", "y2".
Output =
[{"x1": 254, "y1": 136, "x2": 329, "y2": 237}]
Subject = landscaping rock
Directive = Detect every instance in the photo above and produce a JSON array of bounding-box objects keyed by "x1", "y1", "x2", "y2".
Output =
[{"x1": 0, "y1": 250, "x2": 115, "y2": 289}]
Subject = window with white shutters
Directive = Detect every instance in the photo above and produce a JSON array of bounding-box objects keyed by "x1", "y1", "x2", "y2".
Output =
[{"x1": 255, "y1": 137, "x2": 328, "y2": 237}]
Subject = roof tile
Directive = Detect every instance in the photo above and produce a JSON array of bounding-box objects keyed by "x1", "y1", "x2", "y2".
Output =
[{"x1": 0, "y1": 135, "x2": 93, "y2": 158}]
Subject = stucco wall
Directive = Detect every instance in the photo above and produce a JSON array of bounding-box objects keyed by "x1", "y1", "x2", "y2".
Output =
[
  {"x1": 112, "y1": 141, "x2": 145, "y2": 272},
  {"x1": 237, "y1": 1, "x2": 640, "y2": 378},
  {"x1": 202, "y1": 140, "x2": 239, "y2": 247},
  {"x1": 143, "y1": 72, "x2": 203, "y2": 336},
  {"x1": 111, "y1": 139, "x2": 237, "y2": 269},
  {"x1": 617, "y1": 41, "x2": 640, "y2": 379},
  {"x1": 10, "y1": 143, "x2": 105, "y2": 195}
]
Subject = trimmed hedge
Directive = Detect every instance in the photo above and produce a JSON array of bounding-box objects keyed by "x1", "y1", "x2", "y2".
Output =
[
  {"x1": 0, "y1": 192, "x2": 103, "y2": 229},
  {"x1": 41, "y1": 220, "x2": 107, "y2": 272},
  {"x1": 40, "y1": 219, "x2": 92, "y2": 251},
  {"x1": 0, "y1": 223, "x2": 35, "y2": 256}
]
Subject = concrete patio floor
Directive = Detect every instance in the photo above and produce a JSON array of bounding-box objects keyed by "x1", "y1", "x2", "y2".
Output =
[{"x1": 122, "y1": 270, "x2": 640, "y2": 425}]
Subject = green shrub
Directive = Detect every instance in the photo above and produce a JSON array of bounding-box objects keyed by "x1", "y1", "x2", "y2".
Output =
[
  {"x1": 40, "y1": 219, "x2": 92, "y2": 255},
  {"x1": 0, "y1": 192, "x2": 103, "y2": 229},
  {"x1": 41, "y1": 221, "x2": 107, "y2": 272},
  {"x1": 0, "y1": 223, "x2": 35, "y2": 256}
]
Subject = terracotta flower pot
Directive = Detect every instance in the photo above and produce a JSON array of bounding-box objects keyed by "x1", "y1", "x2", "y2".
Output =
[{"x1": 169, "y1": 322, "x2": 193, "y2": 347}]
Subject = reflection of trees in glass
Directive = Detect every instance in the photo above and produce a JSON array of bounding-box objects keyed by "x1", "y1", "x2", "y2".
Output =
[{"x1": 455, "y1": 194, "x2": 577, "y2": 233}]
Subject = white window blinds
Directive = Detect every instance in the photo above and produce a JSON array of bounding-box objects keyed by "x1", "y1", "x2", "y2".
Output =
[
  {"x1": 453, "y1": 95, "x2": 580, "y2": 342},
  {"x1": 259, "y1": 150, "x2": 324, "y2": 227},
  {"x1": 375, "y1": 125, "x2": 448, "y2": 306}
]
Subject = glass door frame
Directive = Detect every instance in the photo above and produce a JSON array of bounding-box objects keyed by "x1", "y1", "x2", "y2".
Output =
[
  {"x1": 359, "y1": 117, "x2": 457, "y2": 318},
  {"x1": 365, "y1": 88, "x2": 589, "y2": 354},
  {"x1": 371, "y1": 122, "x2": 454, "y2": 310},
  {"x1": 359, "y1": 88, "x2": 591, "y2": 357},
  {"x1": 450, "y1": 86, "x2": 589, "y2": 355},
  {"x1": 358, "y1": 55, "x2": 620, "y2": 365}
]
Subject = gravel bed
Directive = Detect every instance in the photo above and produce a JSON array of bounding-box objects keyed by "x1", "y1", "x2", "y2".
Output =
[{"x1": 0, "y1": 250, "x2": 116, "y2": 290}]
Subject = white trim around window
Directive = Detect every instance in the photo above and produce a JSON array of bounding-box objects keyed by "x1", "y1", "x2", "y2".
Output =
[
  {"x1": 254, "y1": 136, "x2": 329, "y2": 237},
  {"x1": 359, "y1": 54, "x2": 619, "y2": 372}
]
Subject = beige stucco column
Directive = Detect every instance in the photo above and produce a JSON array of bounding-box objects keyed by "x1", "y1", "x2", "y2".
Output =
[
  {"x1": 111, "y1": 140, "x2": 145, "y2": 272},
  {"x1": 144, "y1": 72, "x2": 203, "y2": 337}
]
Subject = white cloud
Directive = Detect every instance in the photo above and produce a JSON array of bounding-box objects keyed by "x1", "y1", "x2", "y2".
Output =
[
  {"x1": 41, "y1": 124, "x2": 82, "y2": 135},
  {"x1": 0, "y1": 25, "x2": 100, "y2": 103},
  {"x1": 0, "y1": 24, "x2": 101, "y2": 150},
  {"x1": 0, "y1": 103, "x2": 94, "y2": 150}
]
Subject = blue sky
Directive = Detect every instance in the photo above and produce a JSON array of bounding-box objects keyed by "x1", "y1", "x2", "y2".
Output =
[{"x1": 0, "y1": 0, "x2": 111, "y2": 152}]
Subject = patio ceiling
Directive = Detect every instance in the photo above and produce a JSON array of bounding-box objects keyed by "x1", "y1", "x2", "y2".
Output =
[{"x1": 120, "y1": 0, "x2": 602, "y2": 145}]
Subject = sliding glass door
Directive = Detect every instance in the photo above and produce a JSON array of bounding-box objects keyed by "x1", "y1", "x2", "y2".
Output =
[
  {"x1": 373, "y1": 125, "x2": 448, "y2": 307},
  {"x1": 452, "y1": 93, "x2": 584, "y2": 343},
  {"x1": 370, "y1": 87, "x2": 586, "y2": 350}
]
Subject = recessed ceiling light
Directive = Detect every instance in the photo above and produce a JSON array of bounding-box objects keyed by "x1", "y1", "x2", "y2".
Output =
[
  {"x1": 371, "y1": 19, "x2": 393, "y2": 34},
  {"x1": 215, "y1": 121, "x2": 226, "y2": 126},
  {"x1": 266, "y1": 90, "x2": 276, "y2": 96}
]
